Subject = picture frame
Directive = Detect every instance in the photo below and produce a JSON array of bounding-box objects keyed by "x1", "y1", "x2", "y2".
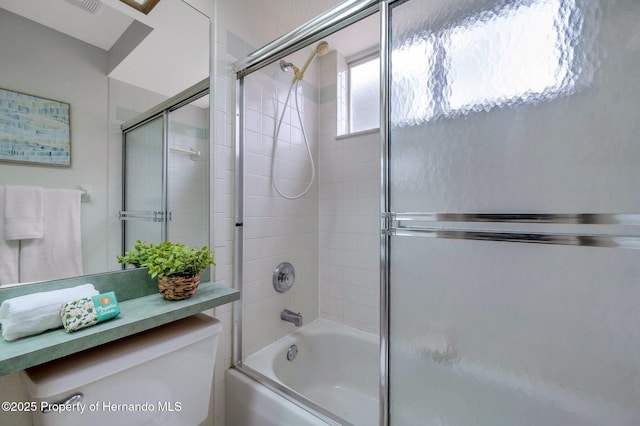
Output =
[{"x1": 0, "y1": 87, "x2": 71, "y2": 167}]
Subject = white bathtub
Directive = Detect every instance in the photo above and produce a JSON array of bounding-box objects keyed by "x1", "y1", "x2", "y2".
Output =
[
  {"x1": 226, "y1": 318, "x2": 636, "y2": 426},
  {"x1": 226, "y1": 319, "x2": 379, "y2": 426}
]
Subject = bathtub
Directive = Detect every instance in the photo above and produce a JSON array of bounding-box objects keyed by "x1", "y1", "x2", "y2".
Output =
[
  {"x1": 226, "y1": 319, "x2": 379, "y2": 426},
  {"x1": 226, "y1": 319, "x2": 637, "y2": 426}
]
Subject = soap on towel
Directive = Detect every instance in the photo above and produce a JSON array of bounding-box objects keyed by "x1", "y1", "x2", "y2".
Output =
[
  {"x1": 60, "y1": 292, "x2": 120, "y2": 333},
  {"x1": 0, "y1": 284, "x2": 98, "y2": 341}
]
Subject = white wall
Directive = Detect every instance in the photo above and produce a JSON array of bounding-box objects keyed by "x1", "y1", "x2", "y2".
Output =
[{"x1": 0, "y1": 9, "x2": 109, "y2": 276}]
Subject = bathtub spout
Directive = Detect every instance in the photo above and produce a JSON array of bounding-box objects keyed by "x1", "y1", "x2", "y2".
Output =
[{"x1": 281, "y1": 309, "x2": 303, "y2": 327}]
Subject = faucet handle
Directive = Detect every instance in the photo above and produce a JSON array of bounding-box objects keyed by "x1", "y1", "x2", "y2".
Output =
[{"x1": 273, "y1": 262, "x2": 295, "y2": 293}]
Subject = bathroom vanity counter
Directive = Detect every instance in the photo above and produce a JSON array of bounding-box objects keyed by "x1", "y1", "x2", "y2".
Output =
[{"x1": 0, "y1": 281, "x2": 239, "y2": 376}]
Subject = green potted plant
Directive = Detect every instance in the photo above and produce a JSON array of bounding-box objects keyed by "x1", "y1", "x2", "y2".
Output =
[{"x1": 117, "y1": 240, "x2": 215, "y2": 300}]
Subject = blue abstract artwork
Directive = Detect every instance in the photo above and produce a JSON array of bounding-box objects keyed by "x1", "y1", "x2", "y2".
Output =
[{"x1": 0, "y1": 88, "x2": 71, "y2": 166}]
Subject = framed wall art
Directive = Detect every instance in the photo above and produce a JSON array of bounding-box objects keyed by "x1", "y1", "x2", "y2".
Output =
[{"x1": 0, "y1": 87, "x2": 71, "y2": 166}]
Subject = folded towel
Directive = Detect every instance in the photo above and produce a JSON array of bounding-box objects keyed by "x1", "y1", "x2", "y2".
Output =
[
  {"x1": 4, "y1": 185, "x2": 44, "y2": 240},
  {"x1": 0, "y1": 284, "x2": 98, "y2": 341},
  {"x1": 0, "y1": 186, "x2": 19, "y2": 285},
  {"x1": 19, "y1": 188, "x2": 83, "y2": 283},
  {"x1": 60, "y1": 292, "x2": 120, "y2": 333}
]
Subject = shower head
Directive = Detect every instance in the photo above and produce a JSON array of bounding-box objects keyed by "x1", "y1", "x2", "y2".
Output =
[
  {"x1": 280, "y1": 60, "x2": 295, "y2": 72},
  {"x1": 316, "y1": 41, "x2": 329, "y2": 56},
  {"x1": 294, "y1": 40, "x2": 330, "y2": 82}
]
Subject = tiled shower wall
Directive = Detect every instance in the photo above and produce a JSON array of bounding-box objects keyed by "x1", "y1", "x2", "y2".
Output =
[
  {"x1": 224, "y1": 40, "x2": 383, "y2": 357},
  {"x1": 241, "y1": 64, "x2": 320, "y2": 356},
  {"x1": 318, "y1": 51, "x2": 381, "y2": 334}
]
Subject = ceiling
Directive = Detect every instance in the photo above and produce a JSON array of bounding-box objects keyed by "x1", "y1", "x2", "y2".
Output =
[{"x1": 0, "y1": 0, "x2": 210, "y2": 101}]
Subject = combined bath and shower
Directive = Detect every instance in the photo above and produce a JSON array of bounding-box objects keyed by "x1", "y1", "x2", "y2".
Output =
[{"x1": 272, "y1": 41, "x2": 329, "y2": 199}]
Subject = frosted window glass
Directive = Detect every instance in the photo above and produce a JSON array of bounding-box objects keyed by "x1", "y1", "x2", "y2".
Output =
[{"x1": 349, "y1": 57, "x2": 380, "y2": 132}]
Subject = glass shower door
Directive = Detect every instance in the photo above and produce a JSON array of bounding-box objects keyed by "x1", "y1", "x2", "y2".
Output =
[
  {"x1": 120, "y1": 82, "x2": 209, "y2": 258},
  {"x1": 121, "y1": 115, "x2": 166, "y2": 253},
  {"x1": 387, "y1": 0, "x2": 640, "y2": 425}
]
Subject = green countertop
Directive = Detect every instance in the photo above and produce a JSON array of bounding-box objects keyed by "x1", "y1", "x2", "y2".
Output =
[{"x1": 0, "y1": 281, "x2": 239, "y2": 376}]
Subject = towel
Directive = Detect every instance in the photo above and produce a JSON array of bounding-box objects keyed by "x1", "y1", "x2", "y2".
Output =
[
  {"x1": 0, "y1": 186, "x2": 20, "y2": 285},
  {"x1": 3, "y1": 185, "x2": 44, "y2": 240},
  {"x1": 0, "y1": 283, "x2": 99, "y2": 341},
  {"x1": 19, "y1": 188, "x2": 83, "y2": 283}
]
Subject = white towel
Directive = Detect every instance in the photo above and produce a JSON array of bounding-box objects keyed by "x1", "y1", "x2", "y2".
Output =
[
  {"x1": 3, "y1": 185, "x2": 44, "y2": 240},
  {"x1": 0, "y1": 186, "x2": 20, "y2": 285},
  {"x1": 19, "y1": 188, "x2": 83, "y2": 283},
  {"x1": 0, "y1": 283, "x2": 98, "y2": 341}
]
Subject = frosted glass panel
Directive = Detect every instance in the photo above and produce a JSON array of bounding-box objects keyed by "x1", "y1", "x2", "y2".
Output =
[
  {"x1": 389, "y1": 0, "x2": 640, "y2": 213},
  {"x1": 389, "y1": 237, "x2": 640, "y2": 425},
  {"x1": 388, "y1": 0, "x2": 640, "y2": 424},
  {"x1": 123, "y1": 116, "x2": 163, "y2": 250},
  {"x1": 350, "y1": 56, "x2": 380, "y2": 132}
]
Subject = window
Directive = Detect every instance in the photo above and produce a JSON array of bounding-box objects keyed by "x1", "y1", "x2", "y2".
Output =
[{"x1": 349, "y1": 53, "x2": 380, "y2": 133}]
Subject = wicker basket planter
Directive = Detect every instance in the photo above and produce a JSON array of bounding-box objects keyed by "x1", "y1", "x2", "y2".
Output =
[
  {"x1": 158, "y1": 274, "x2": 201, "y2": 301},
  {"x1": 118, "y1": 241, "x2": 214, "y2": 301}
]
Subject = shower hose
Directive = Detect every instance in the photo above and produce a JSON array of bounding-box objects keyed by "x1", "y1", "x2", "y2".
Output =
[{"x1": 271, "y1": 78, "x2": 315, "y2": 200}]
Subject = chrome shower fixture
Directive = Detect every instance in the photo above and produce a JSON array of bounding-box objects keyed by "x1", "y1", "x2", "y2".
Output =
[{"x1": 280, "y1": 60, "x2": 294, "y2": 72}]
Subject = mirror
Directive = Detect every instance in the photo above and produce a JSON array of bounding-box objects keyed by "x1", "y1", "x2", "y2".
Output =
[{"x1": 0, "y1": 0, "x2": 210, "y2": 286}]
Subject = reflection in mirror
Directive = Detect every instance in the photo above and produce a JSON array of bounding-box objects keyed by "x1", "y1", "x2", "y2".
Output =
[
  {"x1": 121, "y1": 84, "x2": 210, "y2": 256},
  {"x1": 0, "y1": 0, "x2": 210, "y2": 286}
]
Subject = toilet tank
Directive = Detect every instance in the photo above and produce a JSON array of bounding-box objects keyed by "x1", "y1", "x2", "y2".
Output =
[{"x1": 20, "y1": 313, "x2": 222, "y2": 426}]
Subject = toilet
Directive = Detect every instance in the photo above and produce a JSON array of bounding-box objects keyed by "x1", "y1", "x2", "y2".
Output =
[{"x1": 20, "y1": 313, "x2": 221, "y2": 426}]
